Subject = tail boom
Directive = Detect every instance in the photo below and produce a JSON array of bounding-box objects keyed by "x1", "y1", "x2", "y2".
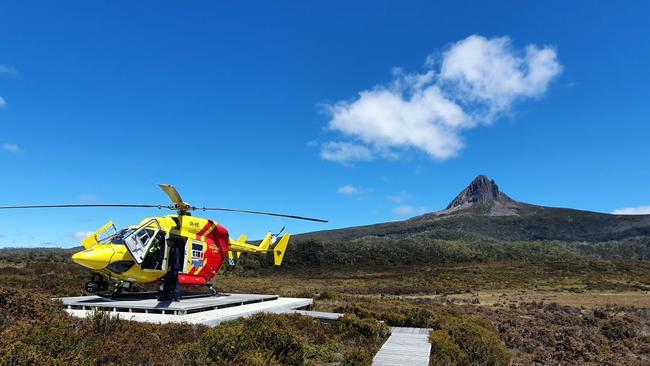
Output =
[{"x1": 228, "y1": 232, "x2": 291, "y2": 266}]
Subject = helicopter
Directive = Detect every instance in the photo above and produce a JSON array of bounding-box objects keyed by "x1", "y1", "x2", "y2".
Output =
[{"x1": 0, "y1": 184, "x2": 327, "y2": 297}]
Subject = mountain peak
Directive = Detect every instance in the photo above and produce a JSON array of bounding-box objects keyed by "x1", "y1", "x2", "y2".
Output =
[{"x1": 446, "y1": 175, "x2": 513, "y2": 210}]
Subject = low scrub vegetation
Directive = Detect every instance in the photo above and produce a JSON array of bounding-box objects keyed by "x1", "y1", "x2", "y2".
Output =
[
  {"x1": 2, "y1": 242, "x2": 650, "y2": 365},
  {"x1": 230, "y1": 237, "x2": 650, "y2": 269},
  {"x1": 329, "y1": 298, "x2": 511, "y2": 365},
  {"x1": 477, "y1": 302, "x2": 650, "y2": 365},
  {"x1": 317, "y1": 294, "x2": 650, "y2": 365},
  {"x1": 177, "y1": 314, "x2": 388, "y2": 365},
  {"x1": 0, "y1": 289, "x2": 388, "y2": 365}
]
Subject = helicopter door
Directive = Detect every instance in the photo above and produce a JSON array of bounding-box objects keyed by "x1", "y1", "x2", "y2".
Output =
[{"x1": 123, "y1": 219, "x2": 162, "y2": 265}]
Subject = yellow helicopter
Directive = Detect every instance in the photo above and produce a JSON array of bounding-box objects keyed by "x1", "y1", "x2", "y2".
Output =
[{"x1": 0, "y1": 184, "x2": 327, "y2": 296}]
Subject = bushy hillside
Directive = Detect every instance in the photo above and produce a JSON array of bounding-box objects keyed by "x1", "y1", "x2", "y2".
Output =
[
  {"x1": 298, "y1": 203, "x2": 650, "y2": 243},
  {"x1": 287, "y1": 176, "x2": 650, "y2": 269}
]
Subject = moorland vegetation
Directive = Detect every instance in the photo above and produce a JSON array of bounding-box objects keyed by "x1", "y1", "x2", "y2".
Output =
[{"x1": 2, "y1": 244, "x2": 650, "y2": 365}]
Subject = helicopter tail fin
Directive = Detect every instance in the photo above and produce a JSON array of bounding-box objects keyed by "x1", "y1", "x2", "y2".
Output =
[
  {"x1": 273, "y1": 234, "x2": 290, "y2": 266},
  {"x1": 258, "y1": 232, "x2": 273, "y2": 250}
]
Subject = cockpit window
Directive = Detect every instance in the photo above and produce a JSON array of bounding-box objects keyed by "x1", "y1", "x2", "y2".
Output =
[
  {"x1": 96, "y1": 224, "x2": 117, "y2": 243},
  {"x1": 123, "y1": 219, "x2": 162, "y2": 264},
  {"x1": 99, "y1": 228, "x2": 135, "y2": 244}
]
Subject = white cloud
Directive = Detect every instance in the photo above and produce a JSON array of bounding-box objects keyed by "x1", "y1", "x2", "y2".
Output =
[
  {"x1": 338, "y1": 185, "x2": 359, "y2": 194},
  {"x1": 337, "y1": 184, "x2": 371, "y2": 195},
  {"x1": 0, "y1": 65, "x2": 17, "y2": 75},
  {"x1": 612, "y1": 206, "x2": 650, "y2": 215},
  {"x1": 320, "y1": 141, "x2": 373, "y2": 164},
  {"x1": 66, "y1": 231, "x2": 94, "y2": 241},
  {"x1": 387, "y1": 191, "x2": 411, "y2": 204},
  {"x1": 440, "y1": 36, "x2": 562, "y2": 119},
  {"x1": 393, "y1": 205, "x2": 427, "y2": 217},
  {"x1": 1, "y1": 143, "x2": 21, "y2": 154},
  {"x1": 320, "y1": 35, "x2": 561, "y2": 163},
  {"x1": 0, "y1": 64, "x2": 18, "y2": 109}
]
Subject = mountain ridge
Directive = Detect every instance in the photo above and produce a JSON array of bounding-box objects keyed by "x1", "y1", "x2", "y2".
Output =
[{"x1": 297, "y1": 175, "x2": 650, "y2": 243}]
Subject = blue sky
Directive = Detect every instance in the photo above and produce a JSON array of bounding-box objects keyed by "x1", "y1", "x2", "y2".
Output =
[{"x1": 1, "y1": 1, "x2": 649, "y2": 247}]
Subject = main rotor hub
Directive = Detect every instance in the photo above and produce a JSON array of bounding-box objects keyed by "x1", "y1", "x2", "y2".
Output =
[{"x1": 172, "y1": 202, "x2": 193, "y2": 215}]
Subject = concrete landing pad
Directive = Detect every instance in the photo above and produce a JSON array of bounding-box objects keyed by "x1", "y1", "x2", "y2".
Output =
[{"x1": 58, "y1": 293, "x2": 312, "y2": 325}]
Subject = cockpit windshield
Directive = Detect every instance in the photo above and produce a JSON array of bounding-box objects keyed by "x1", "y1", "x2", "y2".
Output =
[{"x1": 99, "y1": 228, "x2": 135, "y2": 244}]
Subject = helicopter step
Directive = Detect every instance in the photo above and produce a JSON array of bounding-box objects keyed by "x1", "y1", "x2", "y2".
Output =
[{"x1": 57, "y1": 293, "x2": 313, "y2": 326}]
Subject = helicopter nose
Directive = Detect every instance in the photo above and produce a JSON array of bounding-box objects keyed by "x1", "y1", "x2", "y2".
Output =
[{"x1": 71, "y1": 247, "x2": 115, "y2": 270}]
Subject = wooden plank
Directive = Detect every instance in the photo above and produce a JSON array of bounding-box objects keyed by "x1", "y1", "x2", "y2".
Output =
[{"x1": 373, "y1": 327, "x2": 432, "y2": 366}]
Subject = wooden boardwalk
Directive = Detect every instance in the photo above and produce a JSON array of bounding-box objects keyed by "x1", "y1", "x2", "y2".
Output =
[{"x1": 373, "y1": 327, "x2": 432, "y2": 366}]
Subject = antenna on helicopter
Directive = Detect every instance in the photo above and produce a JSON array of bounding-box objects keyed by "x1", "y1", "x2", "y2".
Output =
[{"x1": 271, "y1": 226, "x2": 286, "y2": 244}]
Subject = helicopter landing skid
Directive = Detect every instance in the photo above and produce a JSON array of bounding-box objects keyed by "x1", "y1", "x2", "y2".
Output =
[
  {"x1": 101, "y1": 290, "x2": 227, "y2": 301},
  {"x1": 207, "y1": 284, "x2": 221, "y2": 296}
]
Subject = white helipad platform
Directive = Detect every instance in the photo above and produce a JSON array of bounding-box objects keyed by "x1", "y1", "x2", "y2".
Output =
[{"x1": 58, "y1": 293, "x2": 313, "y2": 326}]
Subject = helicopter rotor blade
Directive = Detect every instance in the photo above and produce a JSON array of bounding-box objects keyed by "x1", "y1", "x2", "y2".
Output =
[
  {"x1": 0, "y1": 204, "x2": 168, "y2": 210},
  {"x1": 0, "y1": 184, "x2": 327, "y2": 223},
  {"x1": 194, "y1": 207, "x2": 328, "y2": 223},
  {"x1": 158, "y1": 184, "x2": 184, "y2": 205}
]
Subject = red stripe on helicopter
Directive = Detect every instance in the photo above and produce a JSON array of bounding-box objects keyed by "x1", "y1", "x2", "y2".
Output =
[
  {"x1": 188, "y1": 222, "x2": 216, "y2": 276},
  {"x1": 195, "y1": 221, "x2": 213, "y2": 239},
  {"x1": 188, "y1": 222, "x2": 207, "y2": 275}
]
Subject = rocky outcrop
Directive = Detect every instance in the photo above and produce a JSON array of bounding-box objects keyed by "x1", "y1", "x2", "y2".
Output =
[{"x1": 446, "y1": 175, "x2": 514, "y2": 210}]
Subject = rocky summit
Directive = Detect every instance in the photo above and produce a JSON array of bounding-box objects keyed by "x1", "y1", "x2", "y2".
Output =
[{"x1": 446, "y1": 175, "x2": 514, "y2": 209}]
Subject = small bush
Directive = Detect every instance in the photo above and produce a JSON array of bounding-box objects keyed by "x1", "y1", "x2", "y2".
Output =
[
  {"x1": 0, "y1": 288, "x2": 62, "y2": 329},
  {"x1": 338, "y1": 314, "x2": 389, "y2": 340},
  {"x1": 85, "y1": 308, "x2": 122, "y2": 336},
  {"x1": 427, "y1": 315, "x2": 511, "y2": 366},
  {"x1": 601, "y1": 317, "x2": 637, "y2": 340},
  {"x1": 0, "y1": 341, "x2": 61, "y2": 366},
  {"x1": 429, "y1": 330, "x2": 470, "y2": 366},
  {"x1": 445, "y1": 318, "x2": 511, "y2": 366},
  {"x1": 404, "y1": 307, "x2": 440, "y2": 328},
  {"x1": 342, "y1": 347, "x2": 374, "y2": 365},
  {"x1": 318, "y1": 290, "x2": 336, "y2": 300}
]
